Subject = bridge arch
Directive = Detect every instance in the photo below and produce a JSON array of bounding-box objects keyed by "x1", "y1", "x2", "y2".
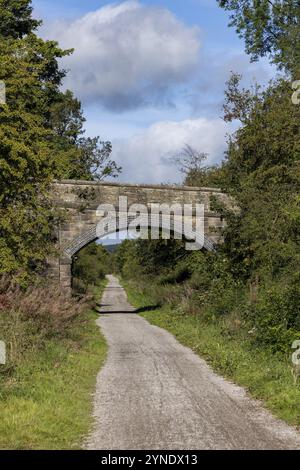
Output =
[
  {"x1": 50, "y1": 180, "x2": 231, "y2": 292},
  {"x1": 58, "y1": 218, "x2": 216, "y2": 292},
  {"x1": 63, "y1": 219, "x2": 216, "y2": 259}
]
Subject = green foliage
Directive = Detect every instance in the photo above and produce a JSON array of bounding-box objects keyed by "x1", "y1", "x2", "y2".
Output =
[
  {"x1": 219, "y1": 77, "x2": 300, "y2": 287},
  {"x1": 242, "y1": 279, "x2": 300, "y2": 350},
  {"x1": 72, "y1": 243, "x2": 110, "y2": 294},
  {"x1": 194, "y1": 76, "x2": 300, "y2": 349},
  {"x1": 111, "y1": 239, "x2": 140, "y2": 279},
  {"x1": 112, "y1": 3, "x2": 300, "y2": 361},
  {"x1": 184, "y1": 164, "x2": 225, "y2": 188},
  {"x1": 159, "y1": 263, "x2": 191, "y2": 284},
  {"x1": 115, "y1": 75, "x2": 300, "y2": 351},
  {"x1": 0, "y1": 1, "x2": 120, "y2": 281},
  {"x1": 134, "y1": 237, "x2": 187, "y2": 275},
  {"x1": 0, "y1": 282, "x2": 107, "y2": 449},
  {"x1": 222, "y1": 77, "x2": 300, "y2": 177},
  {"x1": 124, "y1": 282, "x2": 300, "y2": 427},
  {"x1": 171, "y1": 144, "x2": 225, "y2": 188},
  {"x1": 113, "y1": 236, "x2": 189, "y2": 281},
  {"x1": 0, "y1": 33, "x2": 70, "y2": 281},
  {"x1": 217, "y1": 0, "x2": 300, "y2": 74},
  {"x1": 48, "y1": 90, "x2": 121, "y2": 181},
  {"x1": 0, "y1": 0, "x2": 41, "y2": 39}
]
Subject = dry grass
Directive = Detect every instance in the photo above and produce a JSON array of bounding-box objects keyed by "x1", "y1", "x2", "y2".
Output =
[
  {"x1": 0, "y1": 277, "x2": 92, "y2": 372},
  {"x1": 0, "y1": 280, "x2": 108, "y2": 449}
]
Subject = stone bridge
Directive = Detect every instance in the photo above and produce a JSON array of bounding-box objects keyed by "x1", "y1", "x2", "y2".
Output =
[{"x1": 50, "y1": 180, "x2": 231, "y2": 292}]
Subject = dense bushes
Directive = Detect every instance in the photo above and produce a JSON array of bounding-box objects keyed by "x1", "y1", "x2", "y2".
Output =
[
  {"x1": 0, "y1": 275, "x2": 108, "y2": 450},
  {"x1": 113, "y1": 237, "x2": 299, "y2": 353},
  {"x1": 241, "y1": 280, "x2": 300, "y2": 350},
  {"x1": 72, "y1": 242, "x2": 110, "y2": 294},
  {"x1": 0, "y1": 277, "x2": 89, "y2": 375}
]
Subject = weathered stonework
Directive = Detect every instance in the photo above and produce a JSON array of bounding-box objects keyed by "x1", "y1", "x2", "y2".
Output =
[{"x1": 51, "y1": 179, "x2": 231, "y2": 292}]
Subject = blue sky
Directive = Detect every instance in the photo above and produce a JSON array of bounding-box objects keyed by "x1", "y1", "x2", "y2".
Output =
[{"x1": 33, "y1": 0, "x2": 274, "y2": 184}]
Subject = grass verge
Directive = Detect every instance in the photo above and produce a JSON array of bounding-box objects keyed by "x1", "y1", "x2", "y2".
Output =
[
  {"x1": 123, "y1": 279, "x2": 300, "y2": 428},
  {"x1": 0, "y1": 282, "x2": 107, "y2": 450}
]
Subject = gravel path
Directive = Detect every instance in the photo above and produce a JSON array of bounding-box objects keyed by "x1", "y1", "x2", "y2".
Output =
[{"x1": 85, "y1": 275, "x2": 300, "y2": 450}]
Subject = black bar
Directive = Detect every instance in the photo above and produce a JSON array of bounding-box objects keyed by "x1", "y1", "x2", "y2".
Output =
[{"x1": 0, "y1": 450, "x2": 298, "y2": 466}]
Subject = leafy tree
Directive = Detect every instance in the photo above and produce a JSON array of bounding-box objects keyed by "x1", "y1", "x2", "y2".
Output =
[
  {"x1": 171, "y1": 145, "x2": 225, "y2": 188},
  {"x1": 172, "y1": 145, "x2": 209, "y2": 177},
  {"x1": 217, "y1": 0, "x2": 300, "y2": 74},
  {"x1": 0, "y1": 34, "x2": 71, "y2": 280},
  {"x1": 48, "y1": 90, "x2": 121, "y2": 180},
  {"x1": 222, "y1": 75, "x2": 300, "y2": 184},
  {"x1": 72, "y1": 243, "x2": 109, "y2": 293},
  {"x1": 0, "y1": 2, "x2": 73, "y2": 280},
  {"x1": 134, "y1": 237, "x2": 187, "y2": 276},
  {"x1": 114, "y1": 1, "x2": 300, "y2": 352},
  {"x1": 213, "y1": 74, "x2": 300, "y2": 281},
  {"x1": 114, "y1": 236, "x2": 188, "y2": 280},
  {"x1": 220, "y1": 165, "x2": 300, "y2": 281},
  {"x1": 0, "y1": 0, "x2": 40, "y2": 38},
  {"x1": 0, "y1": 1, "x2": 120, "y2": 280}
]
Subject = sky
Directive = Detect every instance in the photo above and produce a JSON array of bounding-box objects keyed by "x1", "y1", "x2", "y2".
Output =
[{"x1": 33, "y1": 0, "x2": 275, "y2": 185}]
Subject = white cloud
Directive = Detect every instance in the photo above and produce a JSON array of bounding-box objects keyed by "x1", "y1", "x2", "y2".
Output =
[
  {"x1": 183, "y1": 49, "x2": 275, "y2": 117},
  {"x1": 111, "y1": 117, "x2": 229, "y2": 184},
  {"x1": 42, "y1": 1, "x2": 200, "y2": 110}
]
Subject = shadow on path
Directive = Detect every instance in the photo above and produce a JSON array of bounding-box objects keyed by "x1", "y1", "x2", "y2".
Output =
[{"x1": 95, "y1": 304, "x2": 160, "y2": 315}]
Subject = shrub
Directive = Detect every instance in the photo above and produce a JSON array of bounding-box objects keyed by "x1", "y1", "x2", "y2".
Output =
[
  {"x1": 159, "y1": 264, "x2": 191, "y2": 285},
  {"x1": 0, "y1": 278, "x2": 89, "y2": 372},
  {"x1": 72, "y1": 277, "x2": 88, "y2": 295},
  {"x1": 72, "y1": 243, "x2": 109, "y2": 293},
  {"x1": 242, "y1": 280, "x2": 300, "y2": 351}
]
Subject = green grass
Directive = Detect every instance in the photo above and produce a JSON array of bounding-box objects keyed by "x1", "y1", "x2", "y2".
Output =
[
  {"x1": 0, "y1": 285, "x2": 107, "y2": 450},
  {"x1": 123, "y1": 280, "x2": 300, "y2": 429}
]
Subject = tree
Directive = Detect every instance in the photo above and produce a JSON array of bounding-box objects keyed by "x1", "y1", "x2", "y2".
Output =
[
  {"x1": 0, "y1": 34, "x2": 70, "y2": 280},
  {"x1": 72, "y1": 242, "x2": 109, "y2": 293},
  {"x1": 0, "y1": 1, "x2": 121, "y2": 281},
  {"x1": 73, "y1": 137, "x2": 121, "y2": 181},
  {"x1": 171, "y1": 145, "x2": 225, "y2": 187},
  {"x1": 216, "y1": 74, "x2": 300, "y2": 283},
  {"x1": 172, "y1": 145, "x2": 209, "y2": 176},
  {"x1": 217, "y1": 0, "x2": 300, "y2": 74},
  {"x1": 48, "y1": 90, "x2": 121, "y2": 180},
  {"x1": 221, "y1": 75, "x2": 300, "y2": 187},
  {"x1": 222, "y1": 73, "x2": 260, "y2": 124},
  {"x1": 115, "y1": 1, "x2": 300, "y2": 352},
  {"x1": 0, "y1": 0, "x2": 40, "y2": 38}
]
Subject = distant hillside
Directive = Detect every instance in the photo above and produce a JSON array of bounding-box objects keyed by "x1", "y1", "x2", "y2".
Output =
[{"x1": 104, "y1": 244, "x2": 119, "y2": 254}]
